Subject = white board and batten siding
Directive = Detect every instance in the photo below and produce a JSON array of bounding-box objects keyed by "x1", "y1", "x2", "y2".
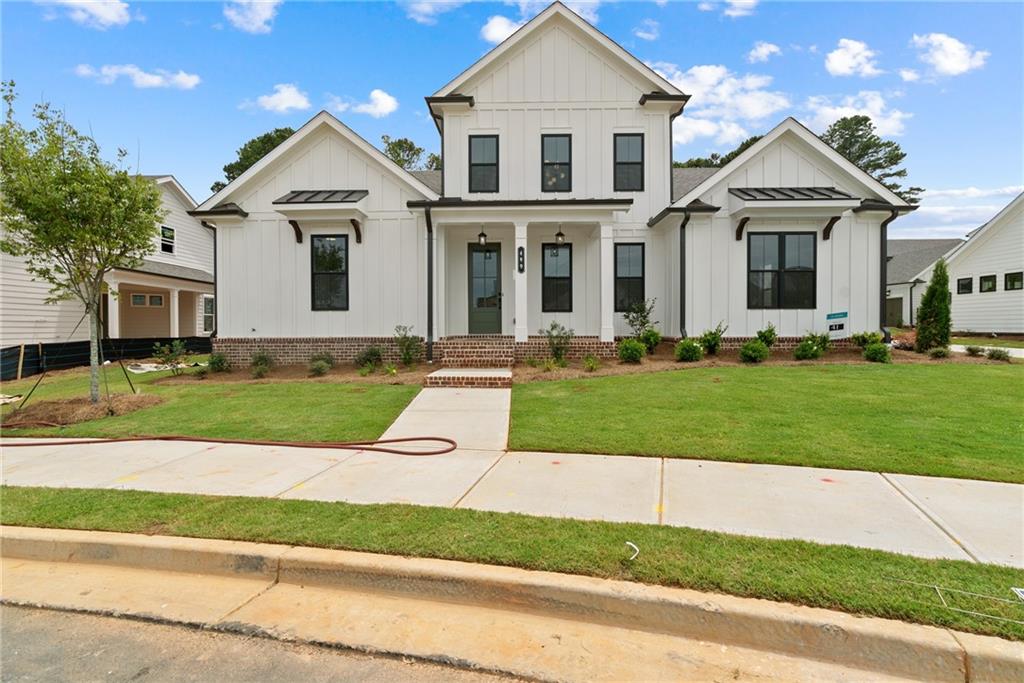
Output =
[
  {"x1": 216, "y1": 126, "x2": 429, "y2": 339},
  {"x1": 668, "y1": 131, "x2": 888, "y2": 339}
]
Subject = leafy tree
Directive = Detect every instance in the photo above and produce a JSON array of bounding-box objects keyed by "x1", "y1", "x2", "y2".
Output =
[
  {"x1": 426, "y1": 152, "x2": 442, "y2": 170},
  {"x1": 820, "y1": 115, "x2": 923, "y2": 204},
  {"x1": 210, "y1": 127, "x2": 294, "y2": 192},
  {"x1": 382, "y1": 135, "x2": 424, "y2": 170},
  {"x1": 0, "y1": 82, "x2": 164, "y2": 403},
  {"x1": 915, "y1": 259, "x2": 951, "y2": 351},
  {"x1": 675, "y1": 136, "x2": 762, "y2": 168}
]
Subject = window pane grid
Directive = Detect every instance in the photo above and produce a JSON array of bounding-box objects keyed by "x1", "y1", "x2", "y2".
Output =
[
  {"x1": 614, "y1": 243, "x2": 644, "y2": 312},
  {"x1": 1006, "y1": 272, "x2": 1023, "y2": 291},
  {"x1": 979, "y1": 275, "x2": 996, "y2": 293},
  {"x1": 469, "y1": 135, "x2": 498, "y2": 193},
  {"x1": 957, "y1": 278, "x2": 973, "y2": 294},
  {"x1": 747, "y1": 233, "x2": 815, "y2": 310},
  {"x1": 312, "y1": 235, "x2": 348, "y2": 311},
  {"x1": 542, "y1": 243, "x2": 572, "y2": 312},
  {"x1": 613, "y1": 134, "x2": 643, "y2": 191},
  {"x1": 541, "y1": 135, "x2": 571, "y2": 193}
]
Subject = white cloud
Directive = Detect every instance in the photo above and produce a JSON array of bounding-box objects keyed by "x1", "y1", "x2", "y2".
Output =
[
  {"x1": 633, "y1": 18, "x2": 659, "y2": 41},
  {"x1": 40, "y1": 0, "x2": 131, "y2": 29},
  {"x1": 899, "y1": 68, "x2": 920, "y2": 82},
  {"x1": 747, "y1": 41, "x2": 780, "y2": 63},
  {"x1": 651, "y1": 61, "x2": 789, "y2": 146},
  {"x1": 255, "y1": 83, "x2": 310, "y2": 113},
  {"x1": 924, "y1": 186, "x2": 1024, "y2": 199},
  {"x1": 804, "y1": 90, "x2": 910, "y2": 136},
  {"x1": 325, "y1": 95, "x2": 350, "y2": 114},
  {"x1": 697, "y1": 1, "x2": 715, "y2": 10},
  {"x1": 352, "y1": 89, "x2": 399, "y2": 118},
  {"x1": 723, "y1": 0, "x2": 758, "y2": 18},
  {"x1": 825, "y1": 38, "x2": 882, "y2": 77},
  {"x1": 401, "y1": 1, "x2": 466, "y2": 25},
  {"x1": 223, "y1": 0, "x2": 282, "y2": 34},
  {"x1": 481, "y1": 15, "x2": 524, "y2": 44},
  {"x1": 74, "y1": 63, "x2": 200, "y2": 89},
  {"x1": 911, "y1": 33, "x2": 988, "y2": 76}
]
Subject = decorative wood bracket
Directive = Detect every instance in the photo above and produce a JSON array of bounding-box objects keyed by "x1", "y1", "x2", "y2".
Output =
[
  {"x1": 735, "y1": 216, "x2": 750, "y2": 241},
  {"x1": 822, "y1": 215, "x2": 841, "y2": 241},
  {"x1": 288, "y1": 220, "x2": 302, "y2": 244},
  {"x1": 350, "y1": 218, "x2": 363, "y2": 244}
]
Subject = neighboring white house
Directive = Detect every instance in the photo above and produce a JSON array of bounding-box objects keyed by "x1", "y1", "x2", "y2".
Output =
[
  {"x1": 911, "y1": 192, "x2": 1024, "y2": 334},
  {"x1": 192, "y1": 1, "x2": 915, "y2": 365},
  {"x1": 0, "y1": 175, "x2": 215, "y2": 347},
  {"x1": 886, "y1": 238, "x2": 963, "y2": 327}
]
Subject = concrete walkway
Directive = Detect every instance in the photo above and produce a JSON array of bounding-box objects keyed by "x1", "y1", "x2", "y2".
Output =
[
  {"x1": 951, "y1": 343, "x2": 1024, "y2": 358},
  {"x1": 3, "y1": 386, "x2": 1021, "y2": 567}
]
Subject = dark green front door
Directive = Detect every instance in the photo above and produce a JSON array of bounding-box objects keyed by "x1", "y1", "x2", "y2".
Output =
[{"x1": 468, "y1": 243, "x2": 501, "y2": 334}]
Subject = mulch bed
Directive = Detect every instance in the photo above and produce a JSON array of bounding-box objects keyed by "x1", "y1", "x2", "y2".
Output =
[
  {"x1": 156, "y1": 363, "x2": 432, "y2": 386},
  {"x1": 2, "y1": 393, "x2": 162, "y2": 428}
]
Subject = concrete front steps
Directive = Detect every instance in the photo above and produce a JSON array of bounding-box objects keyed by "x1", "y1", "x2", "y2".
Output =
[
  {"x1": 437, "y1": 336, "x2": 515, "y2": 368},
  {"x1": 425, "y1": 368, "x2": 512, "y2": 388}
]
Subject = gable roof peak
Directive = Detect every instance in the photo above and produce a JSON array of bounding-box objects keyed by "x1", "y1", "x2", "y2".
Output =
[{"x1": 432, "y1": 1, "x2": 680, "y2": 98}]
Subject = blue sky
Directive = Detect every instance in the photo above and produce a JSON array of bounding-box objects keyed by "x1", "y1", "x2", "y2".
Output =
[{"x1": 3, "y1": 1, "x2": 1021, "y2": 238}]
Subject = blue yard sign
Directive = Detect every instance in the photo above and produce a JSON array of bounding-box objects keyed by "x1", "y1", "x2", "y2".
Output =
[{"x1": 826, "y1": 311, "x2": 849, "y2": 339}]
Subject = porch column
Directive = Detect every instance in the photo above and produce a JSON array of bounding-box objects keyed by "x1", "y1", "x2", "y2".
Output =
[
  {"x1": 168, "y1": 288, "x2": 180, "y2": 338},
  {"x1": 106, "y1": 279, "x2": 120, "y2": 339},
  {"x1": 513, "y1": 221, "x2": 528, "y2": 342},
  {"x1": 599, "y1": 223, "x2": 614, "y2": 342}
]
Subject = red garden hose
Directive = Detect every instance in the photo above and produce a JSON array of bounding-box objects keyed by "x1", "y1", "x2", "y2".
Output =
[{"x1": 1, "y1": 433, "x2": 458, "y2": 456}]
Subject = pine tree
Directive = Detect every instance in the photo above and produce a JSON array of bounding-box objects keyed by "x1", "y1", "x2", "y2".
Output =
[{"x1": 915, "y1": 259, "x2": 951, "y2": 351}]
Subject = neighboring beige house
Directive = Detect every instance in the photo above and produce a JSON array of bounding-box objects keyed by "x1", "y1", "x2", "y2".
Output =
[{"x1": 0, "y1": 175, "x2": 215, "y2": 347}]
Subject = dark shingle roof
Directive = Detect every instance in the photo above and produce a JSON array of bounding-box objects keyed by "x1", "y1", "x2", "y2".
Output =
[
  {"x1": 672, "y1": 167, "x2": 718, "y2": 202},
  {"x1": 273, "y1": 190, "x2": 368, "y2": 204},
  {"x1": 887, "y1": 239, "x2": 963, "y2": 284},
  {"x1": 116, "y1": 259, "x2": 214, "y2": 284},
  {"x1": 410, "y1": 170, "x2": 442, "y2": 194}
]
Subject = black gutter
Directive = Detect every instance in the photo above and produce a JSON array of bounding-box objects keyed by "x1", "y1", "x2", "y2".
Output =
[
  {"x1": 189, "y1": 204, "x2": 249, "y2": 219},
  {"x1": 879, "y1": 209, "x2": 899, "y2": 342},
  {"x1": 201, "y1": 220, "x2": 218, "y2": 338},
  {"x1": 646, "y1": 201, "x2": 719, "y2": 228},
  {"x1": 679, "y1": 212, "x2": 690, "y2": 339},
  {"x1": 639, "y1": 92, "x2": 690, "y2": 107},
  {"x1": 424, "y1": 206, "x2": 434, "y2": 362},
  {"x1": 407, "y1": 197, "x2": 633, "y2": 209},
  {"x1": 908, "y1": 278, "x2": 922, "y2": 327}
]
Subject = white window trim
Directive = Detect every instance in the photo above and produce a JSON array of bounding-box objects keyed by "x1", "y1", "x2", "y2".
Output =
[
  {"x1": 160, "y1": 226, "x2": 176, "y2": 255},
  {"x1": 202, "y1": 294, "x2": 216, "y2": 333}
]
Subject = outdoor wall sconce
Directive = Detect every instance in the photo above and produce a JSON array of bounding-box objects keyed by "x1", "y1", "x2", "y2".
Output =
[
  {"x1": 517, "y1": 246, "x2": 525, "y2": 273},
  {"x1": 478, "y1": 230, "x2": 487, "y2": 246},
  {"x1": 554, "y1": 227, "x2": 565, "y2": 246}
]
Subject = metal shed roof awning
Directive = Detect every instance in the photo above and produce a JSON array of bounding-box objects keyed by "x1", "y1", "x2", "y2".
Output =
[
  {"x1": 272, "y1": 190, "x2": 369, "y2": 245},
  {"x1": 728, "y1": 187, "x2": 856, "y2": 201},
  {"x1": 273, "y1": 189, "x2": 369, "y2": 204}
]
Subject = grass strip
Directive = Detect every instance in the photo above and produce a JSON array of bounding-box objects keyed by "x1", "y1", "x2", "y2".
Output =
[
  {"x1": 510, "y1": 364, "x2": 1024, "y2": 483},
  {"x1": 3, "y1": 486, "x2": 1022, "y2": 641}
]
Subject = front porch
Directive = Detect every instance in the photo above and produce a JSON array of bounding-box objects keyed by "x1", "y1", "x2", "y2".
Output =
[{"x1": 105, "y1": 269, "x2": 214, "y2": 340}]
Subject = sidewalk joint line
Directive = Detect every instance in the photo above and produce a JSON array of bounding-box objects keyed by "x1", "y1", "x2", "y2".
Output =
[
  {"x1": 878, "y1": 472, "x2": 980, "y2": 563},
  {"x1": 451, "y1": 451, "x2": 507, "y2": 508},
  {"x1": 93, "y1": 440, "x2": 224, "y2": 489},
  {"x1": 271, "y1": 452, "x2": 358, "y2": 499}
]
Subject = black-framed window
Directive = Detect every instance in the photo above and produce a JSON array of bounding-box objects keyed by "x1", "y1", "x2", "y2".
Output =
[
  {"x1": 541, "y1": 134, "x2": 571, "y2": 192},
  {"x1": 979, "y1": 274, "x2": 997, "y2": 293},
  {"x1": 468, "y1": 135, "x2": 498, "y2": 193},
  {"x1": 613, "y1": 133, "x2": 643, "y2": 192},
  {"x1": 1005, "y1": 272, "x2": 1023, "y2": 291},
  {"x1": 748, "y1": 233, "x2": 816, "y2": 309},
  {"x1": 160, "y1": 226, "x2": 175, "y2": 254},
  {"x1": 541, "y1": 243, "x2": 572, "y2": 312},
  {"x1": 957, "y1": 277, "x2": 973, "y2": 294},
  {"x1": 614, "y1": 243, "x2": 645, "y2": 312},
  {"x1": 311, "y1": 235, "x2": 348, "y2": 311}
]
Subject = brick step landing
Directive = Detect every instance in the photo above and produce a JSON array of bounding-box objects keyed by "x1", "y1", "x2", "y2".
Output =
[
  {"x1": 424, "y1": 368, "x2": 512, "y2": 388},
  {"x1": 437, "y1": 337, "x2": 515, "y2": 369}
]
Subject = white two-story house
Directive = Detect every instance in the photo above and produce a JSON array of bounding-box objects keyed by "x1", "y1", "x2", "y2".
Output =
[
  {"x1": 2, "y1": 174, "x2": 215, "y2": 351},
  {"x1": 193, "y1": 2, "x2": 914, "y2": 366}
]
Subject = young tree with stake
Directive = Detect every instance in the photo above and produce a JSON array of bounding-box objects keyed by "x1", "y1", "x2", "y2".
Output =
[{"x1": 0, "y1": 82, "x2": 164, "y2": 403}]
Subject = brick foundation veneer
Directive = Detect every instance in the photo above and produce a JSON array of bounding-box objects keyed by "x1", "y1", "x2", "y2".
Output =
[
  {"x1": 212, "y1": 337, "x2": 406, "y2": 366},
  {"x1": 668, "y1": 336, "x2": 854, "y2": 351}
]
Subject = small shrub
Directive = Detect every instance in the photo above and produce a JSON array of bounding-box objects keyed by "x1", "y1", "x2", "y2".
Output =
[
  {"x1": 383, "y1": 363, "x2": 398, "y2": 376},
  {"x1": 524, "y1": 357, "x2": 540, "y2": 368},
  {"x1": 539, "y1": 321, "x2": 575, "y2": 362},
  {"x1": 542, "y1": 357, "x2": 559, "y2": 372},
  {"x1": 617, "y1": 338, "x2": 646, "y2": 364},
  {"x1": 309, "y1": 351, "x2": 335, "y2": 368},
  {"x1": 851, "y1": 331, "x2": 884, "y2": 348},
  {"x1": 250, "y1": 350, "x2": 273, "y2": 378},
  {"x1": 916, "y1": 258, "x2": 951, "y2": 352},
  {"x1": 354, "y1": 346, "x2": 383, "y2": 368},
  {"x1": 153, "y1": 339, "x2": 189, "y2": 375},
  {"x1": 394, "y1": 325, "x2": 423, "y2": 366},
  {"x1": 309, "y1": 359, "x2": 331, "y2": 376},
  {"x1": 965, "y1": 345, "x2": 985, "y2": 357},
  {"x1": 639, "y1": 328, "x2": 662, "y2": 354},
  {"x1": 251, "y1": 363, "x2": 269, "y2": 379},
  {"x1": 928, "y1": 346, "x2": 950, "y2": 359},
  {"x1": 674, "y1": 339, "x2": 704, "y2": 362},
  {"x1": 358, "y1": 363, "x2": 374, "y2": 377},
  {"x1": 755, "y1": 323, "x2": 777, "y2": 348},
  {"x1": 805, "y1": 332, "x2": 831, "y2": 353},
  {"x1": 582, "y1": 354, "x2": 600, "y2": 372},
  {"x1": 193, "y1": 367, "x2": 209, "y2": 380},
  {"x1": 699, "y1": 322, "x2": 727, "y2": 355},
  {"x1": 793, "y1": 339, "x2": 823, "y2": 361},
  {"x1": 623, "y1": 298, "x2": 658, "y2": 338},
  {"x1": 208, "y1": 353, "x2": 231, "y2": 373},
  {"x1": 986, "y1": 348, "x2": 1011, "y2": 362},
  {"x1": 863, "y1": 342, "x2": 891, "y2": 364},
  {"x1": 739, "y1": 339, "x2": 770, "y2": 363}
]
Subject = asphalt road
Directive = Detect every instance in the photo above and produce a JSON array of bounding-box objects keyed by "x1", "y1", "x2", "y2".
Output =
[{"x1": 1, "y1": 605, "x2": 515, "y2": 682}]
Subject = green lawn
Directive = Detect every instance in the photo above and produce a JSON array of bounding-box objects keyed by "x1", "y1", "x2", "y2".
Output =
[
  {"x1": 952, "y1": 336, "x2": 1024, "y2": 349},
  {"x1": 510, "y1": 364, "x2": 1024, "y2": 483},
  {"x1": 3, "y1": 486, "x2": 1021, "y2": 641},
  {"x1": 3, "y1": 364, "x2": 419, "y2": 443}
]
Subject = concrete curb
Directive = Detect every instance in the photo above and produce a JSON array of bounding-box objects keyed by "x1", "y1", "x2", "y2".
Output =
[{"x1": 3, "y1": 526, "x2": 1021, "y2": 682}]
